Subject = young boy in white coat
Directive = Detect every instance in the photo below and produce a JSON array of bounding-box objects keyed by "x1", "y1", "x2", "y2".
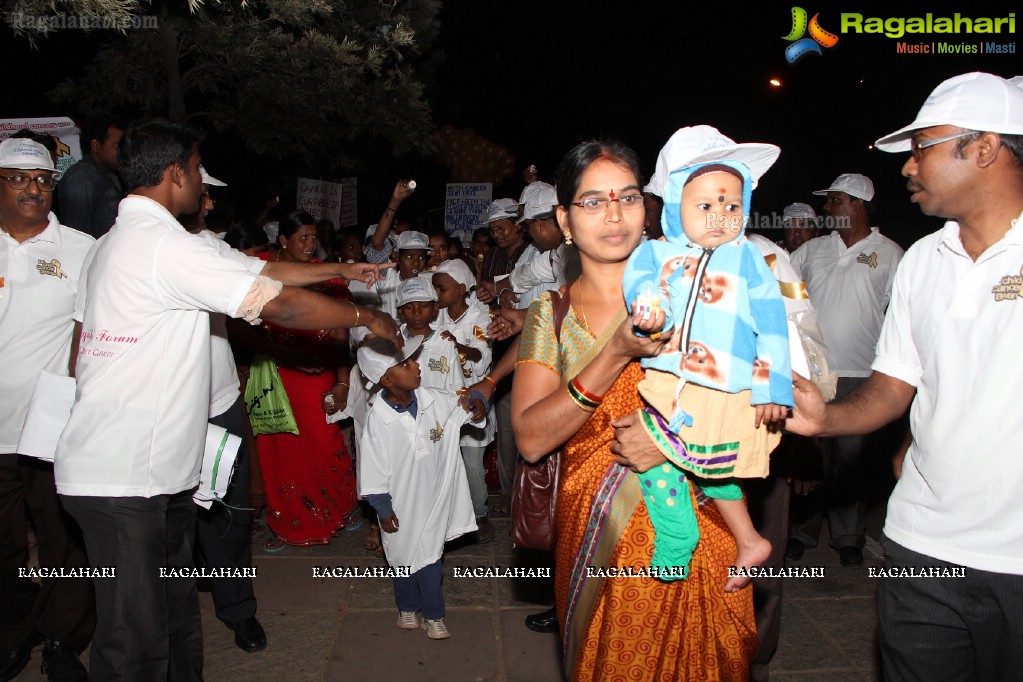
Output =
[{"x1": 357, "y1": 336, "x2": 486, "y2": 639}]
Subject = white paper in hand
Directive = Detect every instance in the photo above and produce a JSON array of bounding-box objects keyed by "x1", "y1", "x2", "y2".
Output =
[
  {"x1": 193, "y1": 424, "x2": 241, "y2": 509},
  {"x1": 17, "y1": 371, "x2": 76, "y2": 462}
]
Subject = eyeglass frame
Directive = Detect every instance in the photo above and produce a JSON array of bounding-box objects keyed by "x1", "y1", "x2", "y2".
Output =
[
  {"x1": 571, "y1": 193, "x2": 646, "y2": 214},
  {"x1": 0, "y1": 171, "x2": 61, "y2": 192},
  {"x1": 910, "y1": 130, "x2": 978, "y2": 162}
]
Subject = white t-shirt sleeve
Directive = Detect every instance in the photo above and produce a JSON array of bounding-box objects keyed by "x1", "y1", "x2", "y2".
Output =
[
  {"x1": 871, "y1": 258, "x2": 921, "y2": 387},
  {"x1": 151, "y1": 232, "x2": 261, "y2": 318}
]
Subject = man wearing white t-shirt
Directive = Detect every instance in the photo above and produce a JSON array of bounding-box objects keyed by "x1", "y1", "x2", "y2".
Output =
[
  {"x1": 55, "y1": 120, "x2": 399, "y2": 682},
  {"x1": 0, "y1": 139, "x2": 94, "y2": 682},
  {"x1": 787, "y1": 173, "x2": 903, "y2": 567},
  {"x1": 788, "y1": 72, "x2": 1023, "y2": 681}
]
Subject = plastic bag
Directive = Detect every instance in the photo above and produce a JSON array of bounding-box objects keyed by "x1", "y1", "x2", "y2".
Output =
[{"x1": 244, "y1": 353, "x2": 299, "y2": 435}]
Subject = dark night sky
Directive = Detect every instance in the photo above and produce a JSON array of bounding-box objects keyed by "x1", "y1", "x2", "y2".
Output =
[{"x1": 2, "y1": 1, "x2": 1019, "y2": 245}]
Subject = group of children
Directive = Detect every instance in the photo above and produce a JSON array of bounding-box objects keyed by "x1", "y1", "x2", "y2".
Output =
[
  {"x1": 349, "y1": 239, "x2": 494, "y2": 639},
  {"x1": 355, "y1": 124, "x2": 807, "y2": 636}
]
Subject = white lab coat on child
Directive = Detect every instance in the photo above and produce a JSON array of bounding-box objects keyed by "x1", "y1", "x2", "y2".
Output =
[
  {"x1": 358, "y1": 387, "x2": 477, "y2": 573},
  {"x1": 436, "y1": 305, "x2": 495, "y2": 447}
]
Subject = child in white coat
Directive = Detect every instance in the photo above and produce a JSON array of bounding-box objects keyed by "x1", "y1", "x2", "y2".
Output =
[{"x1": 357, "y1": 336, "x2": 486, "y2": 639}]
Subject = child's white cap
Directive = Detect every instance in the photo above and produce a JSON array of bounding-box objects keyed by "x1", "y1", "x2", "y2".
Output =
[
  {"x1": 432, "y1": 258, "x2": 476, "y2": 289},
  {"x1": 357, "y1": 336, "x2": 423, "y2": 385},
  {"x1": 646, "y1": 125, "x2": 780, "y2": 196},
  {"x1": 396, "y1": 275, "x2": 437, "y2": 307}
]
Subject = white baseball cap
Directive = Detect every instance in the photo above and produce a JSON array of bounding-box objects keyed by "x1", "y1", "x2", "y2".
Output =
[
  {"x1": 199, "y1": 164, "x2": 227, "y2": 187},
  {"x1": 812, "y1": 173, "x2": 875, "y2": 201},
  {"x1": 396, "y1": 275, "x2": 437, "y2": 307},
  {"x1": 646, "y1": 125, "x2": 780, "y2": 196},
  {"x1": 783, "y1": 202, "x2": 818, "y2": 222},
  {"x1": 0, "y1": 138, "x2": 56, "y2": 172},
  {"x1": 517, "y1": 182, "x2": 558, "y2": 223},
  {"x1": 875, "y1": 72, "x2": 1023, "y2": 152},
  {"x1": 395, "y1": 230, "x2": 432, "y2": 252},
  {"x1": 357, "y1": 336, "x2": 423, "y2": 385},
  {"x1": 433, "y1": 258, "x2": 476, "y2": 289},
  {"x1": 480, "y1": 198, "x2": 519, "y2": 224}
]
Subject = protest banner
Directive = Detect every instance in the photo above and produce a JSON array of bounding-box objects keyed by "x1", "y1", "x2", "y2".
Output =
[
  {"x1": 0, "y1": 117, "x2": 82, "y2": 174},
  {"x1": 338, "y1": 177, "x2": 358, "y2": 227}
]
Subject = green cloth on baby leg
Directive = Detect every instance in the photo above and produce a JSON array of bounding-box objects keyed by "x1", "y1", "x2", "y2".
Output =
[
  {"x1": 638, "y1": 462, "x2": 699, "y2": 581},
  {"x1": 696, "y1": 478, "x2": 744, "y2": 501}
]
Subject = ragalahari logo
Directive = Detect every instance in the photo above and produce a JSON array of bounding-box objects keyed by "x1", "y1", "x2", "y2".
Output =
[{"x1": 782, "y1": 7, "x2": 839, "y2": 63}]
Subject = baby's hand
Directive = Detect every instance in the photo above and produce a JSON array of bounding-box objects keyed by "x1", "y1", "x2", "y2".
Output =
[
  {"x1": 629, "y1": 302, "x2": 666, "y2": 335},
  {"x1": 380, "y1": 514, "x2": 400, "y2": 533},
  {"x1": 754, "y1": 403, "x2": 789, "y2": 428}
]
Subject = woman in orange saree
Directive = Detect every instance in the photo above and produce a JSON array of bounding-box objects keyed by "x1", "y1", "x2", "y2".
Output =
[{"x1": 512, "y1": 141, "x2": 757, "y2": 681}]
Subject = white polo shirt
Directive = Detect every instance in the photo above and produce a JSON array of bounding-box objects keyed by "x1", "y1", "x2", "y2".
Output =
[
  {"x1": 198, "y1": 230, "x2": 266, "y2": 418},
  {"x1": 55, "y1": 196, "x2": 269, "y2": 497},
  {"x1": 0, "y1": 214, "x2": 94, "y2": 452},
  {"x1": 874, "y1": 213, "x2": 1023, "y2": 574},
  {"x1": 791, "y1": 228, "x2": 903, "y2": 376}
]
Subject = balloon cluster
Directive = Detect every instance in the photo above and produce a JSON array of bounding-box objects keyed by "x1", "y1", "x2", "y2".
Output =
[{"x1": 435, "y1": 125, "x2": 516, "y2": 185}]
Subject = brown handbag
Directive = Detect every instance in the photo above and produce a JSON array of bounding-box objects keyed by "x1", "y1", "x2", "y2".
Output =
[{"x1": 510, "y1": 285, "x2": 571, "y2": 551}]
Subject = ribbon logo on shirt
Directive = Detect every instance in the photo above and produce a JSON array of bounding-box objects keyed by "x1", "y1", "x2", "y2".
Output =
[
  {"x1": 36, "y1": 258, "x2": 68, "y2": 279},
  {"x1": 430, "y1": 421, "x2": 443, "y2": 443},
  {"x1": 428, "y1": 356, "x2": 450, "y2": 374},
  {"x1": 856, "y1": 252, "x2": 878, "y2": 268},
  {"x1": 991, "y1": 265, "x2": 1023, "y2": 301}
]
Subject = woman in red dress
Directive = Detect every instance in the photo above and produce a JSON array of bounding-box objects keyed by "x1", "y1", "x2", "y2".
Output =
[{"x1": 257, "y1": 211, "x2": 361, "y2": 549}]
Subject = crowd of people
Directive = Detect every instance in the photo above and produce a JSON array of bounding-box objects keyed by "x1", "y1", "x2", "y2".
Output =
[{"x1": 1, "y1": 70, "x2": 1021, "y2": 682}]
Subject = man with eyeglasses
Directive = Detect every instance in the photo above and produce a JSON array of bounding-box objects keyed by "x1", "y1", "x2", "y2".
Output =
[
  {"x1": 0, "y1": 138, "x2": 95, "y2": 681},
  {"x1": 785, "y1": 172, "x2": 904, "y2": 569},
  {"x1": 788, "y1": 72, "x2": 1023, "y2": 681}
]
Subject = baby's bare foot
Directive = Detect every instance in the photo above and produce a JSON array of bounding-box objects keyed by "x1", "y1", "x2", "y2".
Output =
[{"x1": 724, "y1": 535, "x2": 773, "y2": 593}]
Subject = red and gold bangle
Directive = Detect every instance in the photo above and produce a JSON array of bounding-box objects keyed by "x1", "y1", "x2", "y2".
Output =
[
  {"x1": 567, "y1": 377, "x2": 601, "y2": 412},
  {"x1": 482, "y1": 375, "x2": 497, "y2": 389},
  {"x1": 570, "y1": 376, "x2": 603, "y2": 405}
]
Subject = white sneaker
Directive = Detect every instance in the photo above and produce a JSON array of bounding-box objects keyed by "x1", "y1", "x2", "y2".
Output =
[
  {"x1": 397, "y1": 611, "x2": 422, "y2": 629},
  {"x1": 422, "y1": 618, "x2": 450, "y2": 640}
]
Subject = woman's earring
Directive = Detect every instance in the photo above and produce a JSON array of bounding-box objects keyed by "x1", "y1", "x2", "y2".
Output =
[{"x1": 563, "y1": 231, "x2": 573, "y2": 245}]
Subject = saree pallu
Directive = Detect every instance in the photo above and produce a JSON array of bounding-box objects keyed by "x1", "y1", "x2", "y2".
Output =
[{"x1": 555, "y1": 361, "x2": 757, "y2": 682}]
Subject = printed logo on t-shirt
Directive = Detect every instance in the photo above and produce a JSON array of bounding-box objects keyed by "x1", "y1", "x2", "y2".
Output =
[
  {"x1": 428, "y1": 356, "x2": 450, "y2": 374},
  {"x1": 855, "y1": 252, "x2": 878, "y2": 269},
  {"x1": 473, "y1": 325, "x2": 487, "y2": 342},
  {"x1": 430, "y1": 421, "x2": 443, "y2": 443},
  {"x1": 36, "y1": 258, "x2": 68, "y2": 279},
  {"x1": 991, "y1": 265, "x2": 1023, "y2": 302}
]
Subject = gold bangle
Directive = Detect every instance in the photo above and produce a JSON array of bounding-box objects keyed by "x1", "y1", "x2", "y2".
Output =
[
  {"x1": 348, "y1": 301, "x2": 361, "y2": 326},
  {"x1": 482, "y1": 375, "x2": 497, "y2": 388},
  {"x1": 335, "y1": 380, "x2": 349, "y2": 388}
]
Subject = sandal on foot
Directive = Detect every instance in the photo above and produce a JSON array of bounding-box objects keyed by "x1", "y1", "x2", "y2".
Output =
[
  {"x1": 489, "y1": 502, "x2": 510, "y2": 518},
  {"x1": 251, "y1": 523, "x2": 268, "y2": 540},
  {"x1": 476, "y1": 517, "x2": 495, "y2": 544},
  {"x1": 364, "y1": 536, "x2": 381, "y2": 552}
]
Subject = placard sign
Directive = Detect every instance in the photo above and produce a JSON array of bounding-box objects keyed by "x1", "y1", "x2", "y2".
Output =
[
  {"x1": 338, "y1": 177, "x2": 358, "y2": 227},
  {"x1": 444, "y1": 183, "x2": 492, "y2": 236},
  {"x1": 297, "y1": 177, "x2": 342, "y2": 227}
]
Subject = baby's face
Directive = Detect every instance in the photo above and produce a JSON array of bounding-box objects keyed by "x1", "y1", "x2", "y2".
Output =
[{"x1": 679, "y1": 172, "x2": 744, "y2": 249}]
